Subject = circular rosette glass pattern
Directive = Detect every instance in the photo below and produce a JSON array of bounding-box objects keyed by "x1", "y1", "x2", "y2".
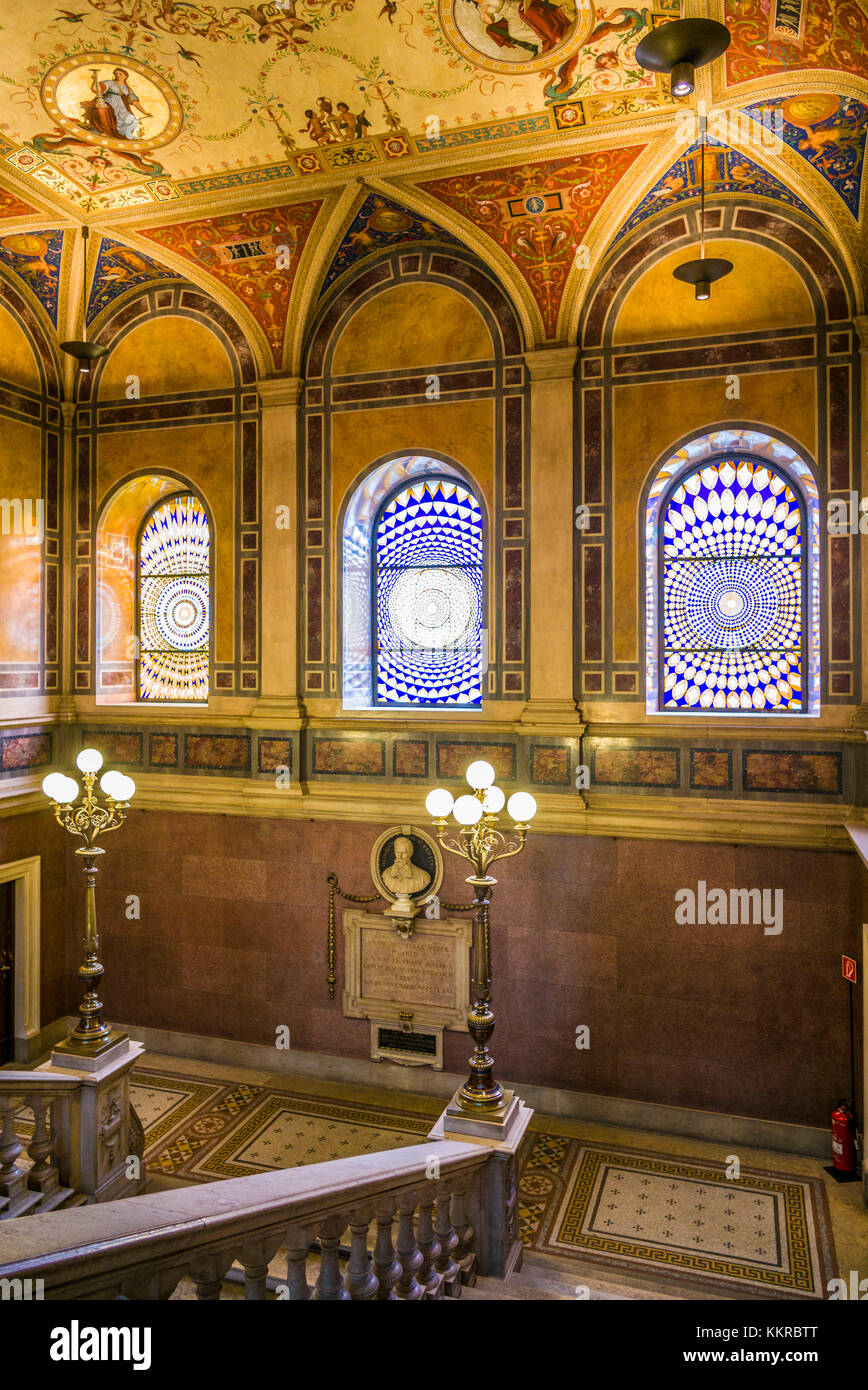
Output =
[
  {"x1": 139, "y1": 493, "x2": 210, "y2": 701},
  {"x1": 661, "y1": 458, "x2": 804, "y2": 712},
  {"x1": 374, "y1": 478, "x2": 483, "y2": 706}
]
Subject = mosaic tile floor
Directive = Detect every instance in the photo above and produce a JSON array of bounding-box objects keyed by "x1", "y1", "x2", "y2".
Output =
[
  {"x1": 517, "y1": 1134, "x2": 837, "y2": 1299},
  {"x1": 132, "y1": 1066, "x2": 430, "y2": 1181}
]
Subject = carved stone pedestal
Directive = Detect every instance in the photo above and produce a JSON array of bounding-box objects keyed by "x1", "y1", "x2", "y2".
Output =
[
  {"x1": 428, "y1": 1096, "x2": 532, "y2": 1279},
  {"x1": 38, "y1": 1039, "x2": 145, "y2": 1202}
]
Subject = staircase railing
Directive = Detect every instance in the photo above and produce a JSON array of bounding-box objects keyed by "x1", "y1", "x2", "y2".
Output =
[
  {"x1": 0, "y1": 1140, "x2": 504, "y2": 1300},
  {"x1": 0, "y1": 1074, "x2": 82, "y2": 1218}
]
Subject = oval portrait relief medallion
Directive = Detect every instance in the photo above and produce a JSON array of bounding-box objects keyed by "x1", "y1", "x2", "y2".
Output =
[
  {"x1": 40, "y1": 53, "x2": 183, "y2": 153},
  {"x1": 439, "y1": 0, "x2": 595, "y2": 74}
]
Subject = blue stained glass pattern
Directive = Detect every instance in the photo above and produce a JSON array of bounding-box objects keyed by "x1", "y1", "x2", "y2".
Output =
[
  {"x1": 139, "y1": 494, "x2": 210, "y2": 702},
  {"x1": 374, "y1": 479, "x2": 483, "y2": 707},
  {"x1": 661, "y1": 458, "x2": 804, "y2": 712}
]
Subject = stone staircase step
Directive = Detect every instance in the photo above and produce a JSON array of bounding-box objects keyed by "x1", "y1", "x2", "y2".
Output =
[
  {"x1": 0, "y1": 1189, "x2": 42, "y2": 1219},
  {"x1": 36, "y1": 1185, "x2": 82, "y2": 1213}
]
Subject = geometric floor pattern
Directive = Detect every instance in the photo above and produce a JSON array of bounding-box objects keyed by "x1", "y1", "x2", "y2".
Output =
[
  {"x1": 132, "y1": 1067, "x2": 430, "y2": 1181},
  {"x1": 518, "y1": 1135, "x2": 838, "y2": 1299}
]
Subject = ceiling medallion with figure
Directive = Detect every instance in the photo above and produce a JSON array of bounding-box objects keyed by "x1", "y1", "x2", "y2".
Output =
[
  {"x1": 439, "y1": 0, "x2": 595, "y2": 75},
  {"x1": 37, "y1": 53, "x2": 183, "y2": 172}
]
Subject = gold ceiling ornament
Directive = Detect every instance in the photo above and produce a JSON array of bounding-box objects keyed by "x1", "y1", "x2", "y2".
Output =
[
  {"x1": 42, "y1": 749, "x2": 136, "y2": 1058},
  {"x1": 426, "y1": 760, "x2": 536, "y2": 1118}
]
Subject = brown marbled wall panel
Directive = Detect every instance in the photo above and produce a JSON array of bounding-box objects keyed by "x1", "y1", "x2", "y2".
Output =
[
  {"x1": 531, "y1": 746, "x2": 570, "y2": 785},
  {"x1": 80, "y1": 731, "x2": 143, "y2": 766},
  {"x1": 436, "y1": 741, "x2": 516, "y2": 781},
  {"x1": 85, "y1": 812, "x2": 862, "y2": 1129},
  {"x1": 259, "y1": 738, "x2": 292, "y2": 774},
  {"x1": 393, "y1": 740, "x2": 428, "y2": 777},
  {"x1": 743, "y1": 752, "x2": 841, "y2": 795},
  {"x1": 690, "y1": 750, "x2": 732, "y2": 790},
  {"x1": 0, "y1": 732, "x2": 51, "y2": 771},
  {"x1": 312, "y1": 738, "x2": 385, "y2": 776},
  {"x1": 185, "y1": 735, "x2": 251, "y2": 771},
  {"x1": 149, "y1": 733, "x2": 178, "y2": 767},
  {"x1": 593, "y1": 746, "x2": 679, "y2": 787}
]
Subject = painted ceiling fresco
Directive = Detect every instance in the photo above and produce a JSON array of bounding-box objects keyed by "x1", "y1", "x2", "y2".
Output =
[
  {"x1": 614, "y1": 137, "x2": 818, "y2": 244},
  {"x1": 724, "y1": 0, "x2": 868, "y2": 85},
  {"x1": 141, "y1": 200, "x2": 324, "y2": 354},
  {"x1": 88, "y1": 234, "x2": 185, "y2": 321},
  {"x1": 743, "y1": 93, "x2": 868, "y2": 217},
  {"x1": 0, "y1": 0, "x2": 864, "y2": 360},
  {"x1": 420, "y1": 145, "x2": 644, "y2": 333},
  {"x1": 0, "y1": 228, "x2": 64, "y2": 326},
  {"x1": 0, "y1": 0, "x2": 685, "y2": 213},
  {"x1": 322, "y1": 192, "x2": 462, "y2": 294}
]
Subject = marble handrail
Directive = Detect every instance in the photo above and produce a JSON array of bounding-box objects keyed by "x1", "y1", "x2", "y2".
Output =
[
  {"x1": 0, "y1": 1079, "x2": 82, "y2": 1218},
  {"x1": 0, "y1": 1139, "x2": 490, "y2": 1299},
  {"x1": 0, "y1": 1072, "x2": 82, "y2": 1092}
]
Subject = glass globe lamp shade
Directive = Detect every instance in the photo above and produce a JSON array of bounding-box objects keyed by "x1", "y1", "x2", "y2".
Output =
[
  {"x1": 42, "y1": 772, "x2": 76, "y2": 803},
  {"x1": 465, "y1": 760, "x2": 495, "y2": 790},
  {"x1": 453, "y1": 794, "x2": 484, "y2": 825},
  {"x1": 115, "y1": 774, "x2": 136, "y2": 802},
  {"x1": 482, "y1": 785, "x2": 505, "y2": 814},
  {"x1": 507, "y1": 792, "x2": 537, "y2": 823},
  {"x1": 76, "y1": 747, "x2": 103, "y2": 774},
  {"x1": 100, "y1": 770, "x2": 124, "y2": 799},
  {"x1": 425, "y1": 788, "x2": 455, "y2": 818}
]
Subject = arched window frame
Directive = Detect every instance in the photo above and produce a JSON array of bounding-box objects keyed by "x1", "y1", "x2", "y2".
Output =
[
  {"x1": 644, "y1": 430, "x2": 820, "y2": 717},
  {"x1": 340, "y1": 453, "x2": 488, "y2": 712},
  {"x1": 136, "y1": 489, "x2": 213, "y2": 704}
]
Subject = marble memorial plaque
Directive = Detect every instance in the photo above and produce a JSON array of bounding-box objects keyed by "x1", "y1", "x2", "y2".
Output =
[{"x1": 342, "y1": 909, "x2": 471, "y2": 1030}]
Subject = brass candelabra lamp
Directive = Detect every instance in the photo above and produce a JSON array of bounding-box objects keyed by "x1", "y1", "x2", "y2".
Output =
[
  {"x1": 42, "y1": 749, "x2": 135, "y2": 1059},
  {"x1": 426, "y1": 761, "x2": 536, "y2": 1134}
]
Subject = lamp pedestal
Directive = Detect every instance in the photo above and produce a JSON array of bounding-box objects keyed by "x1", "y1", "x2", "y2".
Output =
[{"x1": 443, "y1": 1088, "x2": 523, "y2": 1142}]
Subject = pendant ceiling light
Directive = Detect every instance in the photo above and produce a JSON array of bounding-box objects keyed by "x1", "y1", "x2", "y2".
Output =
[
  {"x1": 672, "y1": 137, "x2": 733, "y2": 302},
  {"x1": 60, "y1": 226, "x2": 107, "y2": 373},
  {"x1": 636, "y1": 17, "x2": 730, "y2": 98}
]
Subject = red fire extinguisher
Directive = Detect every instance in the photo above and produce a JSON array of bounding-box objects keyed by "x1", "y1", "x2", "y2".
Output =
[{"x1": 831, "y1": 1099, "x2": 856, "y2": 1173}]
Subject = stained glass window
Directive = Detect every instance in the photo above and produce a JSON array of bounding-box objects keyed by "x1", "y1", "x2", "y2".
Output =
[
  {"x1": 374, "y1": 477, "x2": 483, "y2": 707},
  {"x1": 138, "y1": 493, "x2": 209, "y2": 702},
  {"x1": 660, "y1": 457, "x2": 805, "y2": 712}
]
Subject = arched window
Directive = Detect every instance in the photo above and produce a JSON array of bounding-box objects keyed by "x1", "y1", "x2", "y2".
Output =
[
  {"x1": 341, "y1": 455, "x2": 485, "y2": 709},
  {"x1": 374, "y1": 477, "x2": 483, "y2": 707},
  {"x1": 646, "y1": 431, "x2": 819, "y2": 715},
  {"x1": 138, "y1": 493, "x2": 210, "y2": 702}
]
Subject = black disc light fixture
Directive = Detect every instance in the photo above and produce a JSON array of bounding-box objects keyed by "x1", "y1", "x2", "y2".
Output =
[
  {"x1": 636, "y1": 17, "x2": 731, "y2": 98},
  {"x1": 673, "y1": 137, "x2": 733, "y2": 302},
  {"x1": 60, "y1": 226, "x2": 107, "y2": 374}
]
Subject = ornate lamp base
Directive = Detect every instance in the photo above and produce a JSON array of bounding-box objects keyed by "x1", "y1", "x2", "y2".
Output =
[
  {"x1": 52, "y1": 1028, "x2": 129, "y2": 1072},
  {"x1": 443, "y1": 1088, "x2": 521, "y2": 1141}
]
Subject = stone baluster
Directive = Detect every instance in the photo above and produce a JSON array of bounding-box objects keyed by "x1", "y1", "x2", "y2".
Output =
[
  {"x1": 285, "y1": 1228, "x2": 312, "y2": 1300},
  {"x1": 315, "y1": 1215, "x2": 350, "y2": 1300},
  {"x1": 450, "y1": 1184, "x2": 477, "y2": 1283},
  {"x1": 190, "y1": 1252, "x2": 233, "y2": 1300},
  {"x1": 0, "y1": 1096, "x2": 33, "y2": 1216},
  {"x1": 416, "y1": 1193, "x2": 443, "y2": 1298},
  {"x1": 344, "y1": 1209, "x2": 378, "y2": 1300},
  {"x1": 26, "y1": 1095, "x2": 59, "y2": 1198},
  {"x1": 394, "y1": 1192, "x2": 424, "y2": 1300},
  {"x1": 373, "y1": 1195, "x2": 401, "y2": 1300},
  {"x1": 434, "y1": 1187, "x2": 460, "y2": 1294},
  {"x1": 240, "y1": 1245, "x2": 270, "y2": 1300}
]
